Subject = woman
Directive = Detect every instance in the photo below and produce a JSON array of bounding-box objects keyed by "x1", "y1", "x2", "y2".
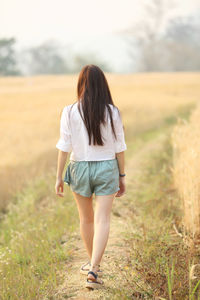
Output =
[{"x1": 55, "y1": 64, "x2": 127, "y2": 290}]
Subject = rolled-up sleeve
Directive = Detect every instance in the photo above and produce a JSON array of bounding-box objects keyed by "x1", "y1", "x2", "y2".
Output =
[
  {"x1": 56, "y1": 106, "x2": 72, "y2": 153},
  {"x1": 113, "y1": 109, "x2": 127, "y2": 153}
]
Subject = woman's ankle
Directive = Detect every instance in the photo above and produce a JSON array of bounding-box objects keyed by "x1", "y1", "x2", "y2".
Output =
[{"x1": 89, "y1": 263, "x2": 100, "y2": 273}]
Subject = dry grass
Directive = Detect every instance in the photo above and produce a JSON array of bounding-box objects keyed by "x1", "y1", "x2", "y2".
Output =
[
  {"x1": 0, "y1": 72, "x2": 198, "y2": 168},
  {"x1": 172, "y1": 103, "x2": 200, "y2": 240},
  {"x1": 0, "y1": 72, "x2": 199, "y2": 209},
  {"x1": 1, "y1": 72, "x2": 200, "y2": 299}
]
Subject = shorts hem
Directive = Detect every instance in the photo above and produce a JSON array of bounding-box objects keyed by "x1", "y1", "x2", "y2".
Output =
[
  {"x1": 70, "y1": 187, "x2": 93, "y2": 198},
  {"x1": 95, "y1": 189, "x2": 119, "y2": 196}
]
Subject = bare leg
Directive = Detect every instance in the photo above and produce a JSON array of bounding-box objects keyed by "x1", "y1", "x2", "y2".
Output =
[
  {"x1": 89, "y1": 192, "x2": 116, "y2": 273},
  {"x1": 72, "y1": 191, "x2": 94, "y2": 259}
]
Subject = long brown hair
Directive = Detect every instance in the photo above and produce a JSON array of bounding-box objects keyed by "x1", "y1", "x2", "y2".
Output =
[{"x1": 76, "y1": 64, "x2": 118, "y2": 146}]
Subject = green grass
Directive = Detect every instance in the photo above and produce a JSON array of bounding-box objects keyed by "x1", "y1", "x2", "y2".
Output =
[
  {"x1": 0, "y1": 102, "x2": 197, "y2": 299},
  {"x1": 111, "y1": 103, "x2": 199, "y2": 299},
  {"x1": 125, "y1": 102, "x2": 195, "y2": 160},
  {"x1": 0, "y1": 171, "x2": 79, "y2": 299},
  {"x1": 120, "y1": 131, "x2": 200, "y2": 299}
]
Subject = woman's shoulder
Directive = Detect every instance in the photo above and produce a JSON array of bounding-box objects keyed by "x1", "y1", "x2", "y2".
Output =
[
  {"x1": 62, "y1": 102, "x2": 78, "y2": 113},
  {"x1": 65, "y1": 101, "x2": 78, "y2": 110},
  {"x1": 59, "y1": 102, "x2": 78, "y2": 121},
  {"x1": 108, "y1": 103, "x2": 120, "y2": 111},
  {"x1": 107, "y1": 104, "x2": 120, "y2": 119}
]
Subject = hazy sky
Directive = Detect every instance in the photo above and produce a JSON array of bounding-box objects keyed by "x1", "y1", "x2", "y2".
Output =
[{"x1": 1, "y1": 0, "x2": 200, "y2": 72}]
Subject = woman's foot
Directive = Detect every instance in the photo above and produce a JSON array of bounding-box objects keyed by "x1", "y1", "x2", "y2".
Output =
[
  {"x1": 85, "y1": 270, "x2": 104, "y2": 290},
  {"x1": 80, "y1": 261, "x2": 91, "y2": 275},
  {"x1": 80, "y1": 261, "x2": 103, "y2": 276}
]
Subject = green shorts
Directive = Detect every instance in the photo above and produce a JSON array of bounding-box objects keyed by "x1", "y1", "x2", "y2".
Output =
[{"x1": 64, "y1": 158, "x2": 120, "y2": 197}]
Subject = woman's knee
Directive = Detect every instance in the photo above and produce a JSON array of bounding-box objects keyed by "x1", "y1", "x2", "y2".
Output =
[
  {"x1": 94, "y1": 213, "x2": 111, "y2": 224},
  {"x1": 80, "y1": 216, "x2": 94, "y2": 225}
]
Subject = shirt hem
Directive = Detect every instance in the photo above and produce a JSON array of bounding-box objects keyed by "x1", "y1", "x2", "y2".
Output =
[{"x1": 69, "y1": 157, "x2": 117, "y2": 162}]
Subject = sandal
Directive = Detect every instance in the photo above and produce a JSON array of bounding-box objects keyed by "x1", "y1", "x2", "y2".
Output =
[
  {"x1": 85, "y1": 271, "x2": 104, "y2": 290},
  {"x1": 80, "y1": 261, "x2": 103, "y2": 276},
  {"x1": 80, "y1": 261, "x2": 91, "y2": 275}
]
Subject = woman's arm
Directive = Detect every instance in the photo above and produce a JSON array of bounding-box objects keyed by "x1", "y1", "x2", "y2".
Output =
[
  {"x1": 116, "y1": 151, "x2": 125, "y2": 174},
  {"x1": 115, "y1": 151, "x2": 126, "y2": 197},
  {"x1": 55, "y1": 106, "x2": 72, "y2": 197},
  {"x1": 56, "y1": 150, "x2": 68, "y2": 179},
  {"x1": 55, "y1": 150, "x2": 68, "y2": 197},
  {"x1": 113, "y1": 108, "x2": 127, "y2": 197}
]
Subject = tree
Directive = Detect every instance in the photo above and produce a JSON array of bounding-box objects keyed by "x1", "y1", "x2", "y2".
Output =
[
  {"x1": 122, "y1": 0, "x2": 200, "y2": 71},
  {"x1": 122, "y1": 0, "x2": 176, "y2": 71},
  {"x1": 25, "y1": 40, "x2": 70, "y2": 75},
  {"x1": 72, "y1": 52, "x2": 111, "y2": 73},
  {"x1": 165, "y1": 16, "x2": 200, "y2": 71},
  {"x1": 0, "y1": 38, "x2": 20, "y2": 76}
]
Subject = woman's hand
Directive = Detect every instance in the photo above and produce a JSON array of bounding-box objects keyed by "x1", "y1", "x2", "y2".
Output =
[
  {"x1": 55, "y1": 177, "x2": 64, "y2": 197},
  {"x1": 115, "y1": 177, "x2": 126, "y2": 197}
]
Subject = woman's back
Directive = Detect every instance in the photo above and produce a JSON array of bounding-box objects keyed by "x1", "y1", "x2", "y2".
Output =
[{"x1": 56, "y1": 101, "x2": 127, "y2": 161}]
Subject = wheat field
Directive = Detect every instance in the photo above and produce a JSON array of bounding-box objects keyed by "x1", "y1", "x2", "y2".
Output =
[
  {"x1": 172, "y1": 103, "x2": 200, "y2": 240},
  {"x1": 0, "y1": 73, "x2": 199, "y2": 209},
  {"x1": 1, "y1": 72, "x2": 200, "y2": 299}
]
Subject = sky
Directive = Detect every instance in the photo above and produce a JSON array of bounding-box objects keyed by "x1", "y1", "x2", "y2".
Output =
[{"x1": 1, "y1": 0, "x2": 200, "y2": 72}]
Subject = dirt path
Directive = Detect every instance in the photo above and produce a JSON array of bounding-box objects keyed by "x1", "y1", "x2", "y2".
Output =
[{"x1": 53, "y1": 134, "x2": 167, "y2": 299}]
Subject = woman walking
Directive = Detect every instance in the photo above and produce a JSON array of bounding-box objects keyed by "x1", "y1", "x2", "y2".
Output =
[{"x1": 55, "y1": 64, "x2": 127, "y2": 290}]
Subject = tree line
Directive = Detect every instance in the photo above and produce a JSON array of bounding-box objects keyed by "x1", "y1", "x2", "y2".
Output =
[{"x1": 0, "y1": 1, "x2": 199, "y2": 76}]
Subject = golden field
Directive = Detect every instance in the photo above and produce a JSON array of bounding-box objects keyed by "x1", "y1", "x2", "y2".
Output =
[
  {"x1": 0, "y1": 72, "x2": 200, "y2": 208},
  {"x1": 172, "y1": 103, "x2": 200, "y2": 239},
  {"x1": 0, "y1": 72, "x2": 200, "y2": 299}
]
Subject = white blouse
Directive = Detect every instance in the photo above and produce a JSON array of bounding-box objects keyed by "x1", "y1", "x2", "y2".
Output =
[{"x1": 56, "y1": 102, "x2": 127, "y2": 161}]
